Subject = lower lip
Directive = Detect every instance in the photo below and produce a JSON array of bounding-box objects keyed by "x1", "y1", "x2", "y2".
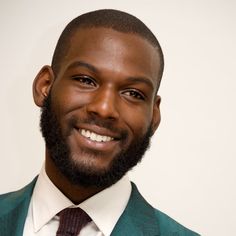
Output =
[{"x1": 72, "y1": 128, "x2": 120, "y2": 152}]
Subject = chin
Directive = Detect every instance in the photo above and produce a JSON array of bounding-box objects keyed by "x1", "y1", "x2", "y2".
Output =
[{"x1": 70, "y1": 148, "x2": 120, "y2": 173}]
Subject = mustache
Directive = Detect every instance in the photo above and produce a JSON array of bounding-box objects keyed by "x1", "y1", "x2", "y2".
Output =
[{"x1": 68, "y1": 115, "x2": 128, "y2": 140}]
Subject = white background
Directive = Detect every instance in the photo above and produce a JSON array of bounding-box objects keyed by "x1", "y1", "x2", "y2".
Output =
[{"x1": 0, "y1": 1, "x2": 235, "y2": 235}]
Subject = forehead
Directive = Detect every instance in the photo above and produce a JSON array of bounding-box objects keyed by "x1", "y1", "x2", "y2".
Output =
[{"x1": 60, "y1": 27, "x2": 160, "y2": 87}]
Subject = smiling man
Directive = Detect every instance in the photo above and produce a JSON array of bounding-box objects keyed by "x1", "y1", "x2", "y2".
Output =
[{"x1": 0, "y1": 9, "x2": 199, "y2": 236}]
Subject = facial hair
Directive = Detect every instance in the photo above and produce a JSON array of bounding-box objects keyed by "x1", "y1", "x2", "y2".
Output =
[{"x1": 40, "y1": 93, "x2": 153, "y2": 188}]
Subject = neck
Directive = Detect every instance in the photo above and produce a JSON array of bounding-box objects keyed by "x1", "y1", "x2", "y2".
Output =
[{"x1": 45, "y1": 150, "x2": 104, "y2": 204}]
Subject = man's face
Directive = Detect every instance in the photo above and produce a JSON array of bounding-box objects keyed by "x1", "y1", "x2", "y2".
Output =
[{"x1": 40, "y1": 27, "x2": 161, "y2": 187}]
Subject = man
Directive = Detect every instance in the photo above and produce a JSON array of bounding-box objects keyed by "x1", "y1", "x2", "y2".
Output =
[{"x1": 0, "y1": 9, "x2": 199, "y2": 236}]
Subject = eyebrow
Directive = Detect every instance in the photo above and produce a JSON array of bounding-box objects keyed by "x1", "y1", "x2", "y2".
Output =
[
  {"x1": 67, "y1": 60, "x2": 98, "y2": 73},
  {"x1": 67, "y1": 60, "x2": 155, "y2": 90},
  {"x1": 126, "y1": 76, "x2": 154, "y2": 91}
]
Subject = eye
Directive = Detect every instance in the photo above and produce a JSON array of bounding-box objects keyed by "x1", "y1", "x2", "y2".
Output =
[
  {"x1": 72, "y1": 75, "x2": 97, "y2": 87},
  {"x1": 122, "y1": 89, "x2": 145, "y2": 101}
]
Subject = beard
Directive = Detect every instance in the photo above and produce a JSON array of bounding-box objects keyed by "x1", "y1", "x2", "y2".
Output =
[{"x1": 40, "y1": 92, "x2": 153, "y2": 188}]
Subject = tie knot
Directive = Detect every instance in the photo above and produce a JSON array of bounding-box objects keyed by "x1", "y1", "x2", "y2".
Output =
[{"x1": 56, "y1": 208, "x2": 92, "y2": 236}]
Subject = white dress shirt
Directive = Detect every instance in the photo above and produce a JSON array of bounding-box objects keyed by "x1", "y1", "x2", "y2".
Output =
[{"x1": 23, "y1": 165, "x2": 131, "y2": 236}]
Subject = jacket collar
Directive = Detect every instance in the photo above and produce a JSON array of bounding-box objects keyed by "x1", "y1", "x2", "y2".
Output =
[{"x1": 111, "y1": 182, "x2": 160, "y2": 236}]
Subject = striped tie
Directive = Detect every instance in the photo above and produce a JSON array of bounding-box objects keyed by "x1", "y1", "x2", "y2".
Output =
[{"x1": 56, "y1": 208, "x2": 92, "y2": 236}]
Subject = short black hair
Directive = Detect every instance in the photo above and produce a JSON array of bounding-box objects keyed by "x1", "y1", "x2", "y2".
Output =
[{"x1": 51, "y1": 9, "x2": 164, "y2": 91}]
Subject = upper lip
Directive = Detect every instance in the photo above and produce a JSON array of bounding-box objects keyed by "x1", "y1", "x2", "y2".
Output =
[{"x1": 75, "y1": 124, "x2": 121, "y2": 140}]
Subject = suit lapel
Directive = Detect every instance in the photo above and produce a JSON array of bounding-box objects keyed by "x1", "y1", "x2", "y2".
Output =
[
  {"x1": 111, "y1": 183, "x2": 160, "y2": 236},
  {"x1": 0, "y1": 177, "x2": 37, "y2": 236}
]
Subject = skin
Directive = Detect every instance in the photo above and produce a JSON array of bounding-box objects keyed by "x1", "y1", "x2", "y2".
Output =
[{"x1": 33, "y1": 27, "x2": 161, "y2": 203}]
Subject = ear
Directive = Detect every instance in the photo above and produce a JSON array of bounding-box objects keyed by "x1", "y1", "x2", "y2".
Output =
[
  {"x1": 151, "y1": 95, "x2": 161, "y2": 135},
  {"x1": 33, "y1": 65, "x2": 54, "y2": 107}
]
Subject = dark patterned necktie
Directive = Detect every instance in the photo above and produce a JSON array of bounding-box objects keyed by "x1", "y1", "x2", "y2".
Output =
[{"x1": 56, "y1": 208, "x2": 92, "y2": 236}]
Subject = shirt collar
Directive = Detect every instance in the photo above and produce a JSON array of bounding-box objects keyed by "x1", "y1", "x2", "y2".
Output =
[{"x1": 32, "y1": 165, "x2": 131, "y2": 236}]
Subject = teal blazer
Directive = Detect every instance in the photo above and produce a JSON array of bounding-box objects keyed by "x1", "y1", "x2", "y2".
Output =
[{"x1": 0, "y1": 178, "x2": 199, "y2": 236}]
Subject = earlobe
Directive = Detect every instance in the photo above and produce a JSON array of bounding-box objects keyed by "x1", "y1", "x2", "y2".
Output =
[
  {"x1": 151, "y1": 95, "x2": 161, "y2": 135},
  {"x1": 33, "y1": 65, "x2": 54, "y2": 107}
]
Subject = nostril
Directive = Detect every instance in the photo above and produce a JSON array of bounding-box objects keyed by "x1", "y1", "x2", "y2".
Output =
[
  {"x1": 108, "y1": 116, "x2": 117, "y2": 121},
  {"x1": 88, "y1": 110, "x2": 118, "y2": 121}
]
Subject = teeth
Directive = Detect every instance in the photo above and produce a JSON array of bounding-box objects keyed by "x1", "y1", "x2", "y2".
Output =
[{"x1": 80, "y1": 129, "x2": 114, "y2": 142}]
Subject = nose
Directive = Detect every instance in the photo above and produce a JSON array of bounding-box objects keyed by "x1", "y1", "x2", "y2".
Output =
[{"x1": 86, "y1": 86, "x2": 119, "y2": 120}]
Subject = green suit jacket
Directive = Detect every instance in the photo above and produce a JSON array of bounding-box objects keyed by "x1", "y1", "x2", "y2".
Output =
[{"x1": 0, "y1": 178, "x2": 199, "y2": 236}]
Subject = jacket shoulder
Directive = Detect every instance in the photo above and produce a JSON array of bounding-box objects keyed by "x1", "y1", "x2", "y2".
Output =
[
  {"x1": 0, "y1": 178, "x2": 37, "y2": 236},
  {"x1": 0, "y1": 177, "x2": 37, "y2": 215},
  {"x1": 154, "y1": 208, "x2": 200, "y2": 236}
]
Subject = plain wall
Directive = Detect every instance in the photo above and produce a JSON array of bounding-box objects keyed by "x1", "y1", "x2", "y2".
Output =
[{"x1": 1, "y1": 0, "x2": 236, "y2": 235}]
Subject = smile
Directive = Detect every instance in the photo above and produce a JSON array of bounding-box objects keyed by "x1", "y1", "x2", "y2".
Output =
[{"x1": 79, "y1": 129, "x2": 114, "y2": 142}]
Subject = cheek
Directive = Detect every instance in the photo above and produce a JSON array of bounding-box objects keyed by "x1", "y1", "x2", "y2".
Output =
[
  {"x1": 51, "y1": 85, "x2": 90, "y2": 114},
  {"x1": 122, "y1": 105, "x2": 153, "y2": 136}
]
